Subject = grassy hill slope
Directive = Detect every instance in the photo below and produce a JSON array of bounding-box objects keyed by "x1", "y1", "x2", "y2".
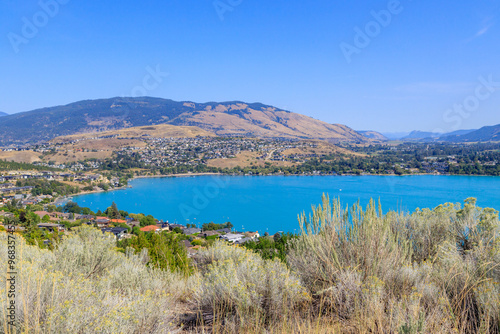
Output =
[{"x1": 0, "y1": 97, "x2": 367, "y2": 145}]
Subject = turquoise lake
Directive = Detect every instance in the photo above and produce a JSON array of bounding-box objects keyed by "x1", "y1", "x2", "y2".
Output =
[{"x1": 72, "y1": 175, "x2": 500, "y2": 234}]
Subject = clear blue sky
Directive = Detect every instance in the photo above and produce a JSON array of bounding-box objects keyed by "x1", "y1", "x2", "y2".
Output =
[{"x1": 1, "y1": 0, "x2": 499, "y2": 132}]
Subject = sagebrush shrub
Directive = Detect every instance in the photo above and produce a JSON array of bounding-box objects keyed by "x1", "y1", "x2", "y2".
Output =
[
  {"x1": 193, "y1": 242, "x2": 310, "y2": 327},
  {"x1": 288, "y1": 195, "x2": 500, "y2": 333},
  {"x1": 0, "y1": 226, "x2": 184, "y2": 334}
]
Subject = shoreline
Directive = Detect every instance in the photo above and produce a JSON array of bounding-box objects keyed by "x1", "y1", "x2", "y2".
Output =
[
  {"x1": 54, "y1": 172, "x2": 500, "y2": 235},
  {"x1": 126, "y1": 172, "x2": 496, "y2": 180},
  {"x1": 58, "y1": 173, "x2": 223, "y2": 204},
  {"x1": 132, "y1": 172, "x2": 222, "y2": 179},
  {"x1": 56, "y1": 185, "x2": 129, "y2": 206},
  {"x1": 62, "y1": 172, "x2": 497, "y2": 203}
]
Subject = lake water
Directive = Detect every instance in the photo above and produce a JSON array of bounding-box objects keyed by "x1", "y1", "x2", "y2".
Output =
[{"x1": 72, "y1": 175, "x2": 500, "y2": 234}]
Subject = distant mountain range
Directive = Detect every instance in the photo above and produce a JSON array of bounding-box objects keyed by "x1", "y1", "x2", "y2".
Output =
[
  {"x1": 361, "y1": 125, "x2": 500, "y2": 143},
  {"x1": 441, "y1": 124, "x2": 500, "y2": 142},
  {"x1": 402, "y1": 129, "x2": 475, "y2": 141},
  {"x1": 390, "y1": 126, "x2": 500, "y2": 142},
  {"x1": 0, "y1": 111, "x2": 8, "y2": 117},
  {"x1": 403, "y1": 131, "x2": 442, "y2": 140},
  {"x1": 0, "y1": 97, "x2": 367, "y2": 145},
  {"x1": 1, "y1": 97, "x2": 498, "y2": 146},
  {"x1": 380, "y1": 132, "x2": 410, "y2": 140},
  {"x1": 358, "y1": 131, "x2": 388, "y2": 141}
]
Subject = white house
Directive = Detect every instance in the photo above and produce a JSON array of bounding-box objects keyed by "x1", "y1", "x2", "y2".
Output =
[{"x1": 220, "y1": 233, "x2": 244, "y2": 243}]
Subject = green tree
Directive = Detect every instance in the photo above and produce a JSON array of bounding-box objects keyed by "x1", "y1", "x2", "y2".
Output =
[
  {"x1": 118, "y1": 231, "x2": 190, "y2": 275},
  {"x1": 105, "y1": 202, "x2": 121, "y2": 219},
  {"x1": 273, "y1": 232, "x2": 281, "y2": 242},
  {"x1": 139, "y1": 215, "x2": 156, "y2": 227}
]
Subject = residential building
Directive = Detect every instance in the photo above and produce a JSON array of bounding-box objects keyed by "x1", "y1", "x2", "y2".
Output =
[
  {"x1": 200, "y1": 231, "x2": 220, "y2": 238},
  {"x1": 169, "y1": 224, "x2": 185, "y2": 231},
  {"x1": 245, "y1": 232, "x2": 260, "y2": 240},
  {"x1": 156, "y1": 222, "x2": 170, "y2": 232},
  {"x1": 183, "y1": 228, "x2": 201, "y2": 235},
  {"x1": 220, "y1": 233, "x2": 244, "y2": 243},
  {"x1": 140, "y1": 225, "x2": 160, "y2": 233},
  {"x1": 110, "y1": 219, "x2": 127, "y2": 224},
  {"x1": 37, "y1": 223, "x2": 65, "y2": 233},
  {"x1": 101, "y1": 227, "x2": 128, "y2": 240}
]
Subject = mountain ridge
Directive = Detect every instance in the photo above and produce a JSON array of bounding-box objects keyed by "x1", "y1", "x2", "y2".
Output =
[
  {"x1": 358, "y1": 130, "x2": 388, "y2": 141},
  {"x1": 403, "y1": 131, "x2": 442, "y2": 140},
  {"x1": 442, "y1": 124, "x2": 500, "y2": 142},
  {"x1": 397, "y1": 127, "x2": 496, "y2": 142},
  {"x1": 0, "y1": 97, "x2": 367, "y2": 145},
  {"x1": 402, "y1": 129, "x2": 477, "y2": 141}
]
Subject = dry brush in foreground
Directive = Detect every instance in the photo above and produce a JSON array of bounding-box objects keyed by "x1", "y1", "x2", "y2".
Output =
[
  {"x1": 0, "y1": 196, "x2": 499, "y2": 333},
  {"x1": 288, "y1": 196, "x2": 500, "y2": 333}
]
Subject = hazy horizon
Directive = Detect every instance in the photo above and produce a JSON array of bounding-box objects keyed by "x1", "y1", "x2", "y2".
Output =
[
  {"x1": 0, "y1": 95, "x2": 499, "y2": 134},
  {"x1": 1, "y1": 1, "x2": 499, "y2": 133}
]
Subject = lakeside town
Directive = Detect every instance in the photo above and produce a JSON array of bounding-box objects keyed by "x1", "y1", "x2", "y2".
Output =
[
  {"x1": 5, "y1": 136, "x2": 339, "y2": 171},
  {"x1": 1, "y1": 138, "x2": 499, "y2": 249},
  {"x1": 0, "y1": 202, "x2": 262, "y2": 256},
  {"x1": 2, "y1": 138, "x2": 499, "y2": 263},
  {"x1": 0, "y1": 168, "x2": 265, "y2": 257},
  {"x1": 2, "y1": 135, "x2": 499, "y2": 177},
  {"x1": 1, "y1": 137, "x2": 500, "y2": 279}
]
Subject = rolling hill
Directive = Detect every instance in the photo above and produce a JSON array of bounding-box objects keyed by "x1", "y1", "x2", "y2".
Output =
[
  {"x1": 0, "y1": 97, "x2": 367, "y2": 145},
  {"x1": 0, "y1": 111, "x2": 7, "y2": 117},
  {"x1": 51, "y1": 123, "x2": 215, "y2": 143},
  {"x1": 0, "y1": 124, "x2": 215, "y2": 164}
]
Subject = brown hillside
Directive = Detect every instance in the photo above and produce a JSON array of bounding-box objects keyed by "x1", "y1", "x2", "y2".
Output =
[
  {"x1": 174, "y1": 104, "x2": 367, "y2": 142},
  {"x1": 0, "y1": 150, "x2": 41, "y2": 164},
  {"x1": 51, "y1": 124, "x2": 215, "y2": 143},
  {"x1": 0, "y1": 98, "x2": 367, "y2": 145}
]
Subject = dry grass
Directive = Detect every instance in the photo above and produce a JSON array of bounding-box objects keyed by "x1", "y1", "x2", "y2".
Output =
[
  {"x1": 0, "y1": 226, "x2": 188, "y2": 333},
  {"x1": 207, "y1": 151, "x2": 268, "y2": 169},
  {"x1": 207, "y1": 140, "x2": 360, "y2": 169},
  {"x1": 288, "y1": 195, "x2": 500, "y2": 334},
  {"x1": 182, "y1": 105, "x2": 367, "y2": 141},
  {"x1": 192, "y1": 242, "x2": 310, "y2": 330},
  {"x1": 281, "y1": 140, "x2": 366, "y2": 158},
  {"x1": 52, "y1": 124, "x2": 215, "y2": 143},
  {"x1": 0, "y1": 196, "x2": 498, "y2": 333},
  {"x1": 0, "y1": 150, "x2": 41, "y2": 164}
]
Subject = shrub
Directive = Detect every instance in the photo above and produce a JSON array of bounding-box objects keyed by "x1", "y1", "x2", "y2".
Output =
[
  {"x1": 1, "y1": 197, "x2": 498, "y2": 333},
  {"x1": 0, "y1": 226, "x2": 186, "y2": 333},
  {"x1": 118, "y1": 230, "x2": 191, "y2": 275},
  {"x1": 191, "y1": 239, "x2": 203, "y2": 246},
  {"x1": 288, "y1": 195, "x2": 500, "y2": 333},
  {"x1": 193, "y1": 242, "x2": 310, "y2": 329}
]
